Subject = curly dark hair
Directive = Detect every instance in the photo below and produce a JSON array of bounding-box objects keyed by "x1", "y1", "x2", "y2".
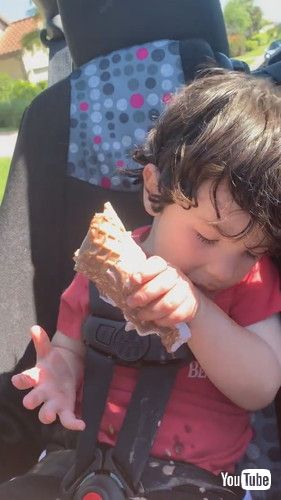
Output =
[{"x1": 130, "y1": 68, "x2": 281, "y2": 256}]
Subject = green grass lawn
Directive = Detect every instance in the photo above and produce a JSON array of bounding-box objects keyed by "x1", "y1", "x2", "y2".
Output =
[{"x1": 0, "y1": 157, "x2": 11, "y2": 203}]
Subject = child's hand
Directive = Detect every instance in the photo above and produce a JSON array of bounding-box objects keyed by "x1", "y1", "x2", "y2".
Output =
[
  {"x1": 126, "y1": 256, "x2": 200, "y2": 328},
  {"x1": 11, "y1": 325, "x2": 85, "y2": 431}
]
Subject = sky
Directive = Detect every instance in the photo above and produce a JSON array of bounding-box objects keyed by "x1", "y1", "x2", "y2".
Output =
[
  {"x1": 0, "y1": 0, "x2": 35, "y2": 22},
  {"x1": 220, "y1": 0, "x2": 281, "y2": 23},
  {"x1": 0, "y1": 0, "x2": 280, "y2": 24}
]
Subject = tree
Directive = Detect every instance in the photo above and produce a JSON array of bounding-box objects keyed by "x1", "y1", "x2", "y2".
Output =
[
  {"x1": 266, "y1": 23, "x2": 281, "y2": 41},
  {"x1": 224, "y1": 0, "x2": 263, "y2": 37},
  {"x1": 21, "y1": 30, "x2": 41, "y2": 51},
  {"x1": 224, "y1": 0, "x2": 251, "y2": 36},
  {"x1": 244, "y1": 0, "x2": 263, "y2": 36}
]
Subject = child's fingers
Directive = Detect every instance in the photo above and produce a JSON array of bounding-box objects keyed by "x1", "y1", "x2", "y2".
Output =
[
  {"x1": 38, "y1": 401, "x2": 59, "y2": 425},
  {"x1": 154, "y1": 298, "x2": 197, "y2": 327},
  {"x1": 136, "y1": 281, "x2": 188, "y2": 321},
  {"x1": 23, "y1": 386, "x2": 45, "y2": 410},
  {"x1": 131, "y1": 255, "x2": 168, "y2": 285},
  {"x1": 127, "y1": 266, "x2": 180, "y2": 308},
  {"x1": 11, "y1": 367, "x2": 41, "y2": 390},
  {"x1": 59, "y1": 409, "x2": 86, "y2": 431},
  {"x1": 31, "y1": 325, "x2": 51, "y2": 360}
]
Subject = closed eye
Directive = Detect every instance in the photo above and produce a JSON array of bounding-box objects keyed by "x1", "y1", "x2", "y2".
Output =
[{"x1": 196, "y1": 232, "x2": 218, "y2": 246}]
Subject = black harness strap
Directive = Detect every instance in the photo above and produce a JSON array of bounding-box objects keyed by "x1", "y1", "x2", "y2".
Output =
[
  {"x1": 112, "y1": 363, "x2": 180, "y2": 489},
  {"x1": 75, "y1": 349, "x2": 114, "y2": 478}
]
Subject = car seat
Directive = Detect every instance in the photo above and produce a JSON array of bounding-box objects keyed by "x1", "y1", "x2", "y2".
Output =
[{"x1": 0, "y1": 0, "x2": 280, "y2": 498}]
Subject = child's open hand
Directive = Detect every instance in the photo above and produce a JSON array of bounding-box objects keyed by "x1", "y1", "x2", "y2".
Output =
[
  {"x1": 126, "y1": 256, "x2": 200, "y2": 328},
  {"x1": 11, "y1": 325, "x2": 85, "y2": 431}
]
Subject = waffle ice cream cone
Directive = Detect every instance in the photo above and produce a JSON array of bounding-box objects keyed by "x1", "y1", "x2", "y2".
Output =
[{"x1": 74, "y1": 202, "x2": 190, "y2": 352}]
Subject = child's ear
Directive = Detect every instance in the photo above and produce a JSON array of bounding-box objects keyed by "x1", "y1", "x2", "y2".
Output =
[{"x1": 142, "y1": 163, "x2": 160, "y2": 216}]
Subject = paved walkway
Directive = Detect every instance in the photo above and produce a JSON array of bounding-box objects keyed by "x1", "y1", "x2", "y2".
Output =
[{"x1": 0, "y1": 130, "x2": 18, "y2": 158}]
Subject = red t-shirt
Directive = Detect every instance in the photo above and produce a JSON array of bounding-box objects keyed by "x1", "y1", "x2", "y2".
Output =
[{"x1": 57, "y1": 226, "x2": 281, "y2": 475}]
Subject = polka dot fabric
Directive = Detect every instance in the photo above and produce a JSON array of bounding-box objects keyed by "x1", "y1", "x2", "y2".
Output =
[
  {"x1": 236, "y1": 403, "x2": 281, "y2": 499},
  {"x1": 68, "y1": 40, "x2": 185, "y2": 191}
]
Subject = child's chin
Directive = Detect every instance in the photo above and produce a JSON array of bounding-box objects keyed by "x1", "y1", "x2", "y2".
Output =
[{"x1": 195, "y1": 284, "x2": 219, "y2": 298}]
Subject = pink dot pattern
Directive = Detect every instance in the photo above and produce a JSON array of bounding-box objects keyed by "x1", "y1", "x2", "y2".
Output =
[
  {"x1": 68, "y1": 39, "x2": 185, "y2": 191},
  {"x1": 79, "y1": 102, "x2": 89, "y2": 111},
  {"x1": 136, "y1": 47, "x2": 149, "y2": 60},
  {"x1": 130, "y1": 93, "x2": 145, "y2": 108}
]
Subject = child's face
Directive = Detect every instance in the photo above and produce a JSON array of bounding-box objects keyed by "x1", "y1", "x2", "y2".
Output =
[{"x1": 142, "y1": 165, "x2": 267, "y2": 295}]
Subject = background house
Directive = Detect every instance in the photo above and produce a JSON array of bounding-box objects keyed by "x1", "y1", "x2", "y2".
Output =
[{"x1": 0, "y1": 15, "x2": 48, "y2": 83}]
